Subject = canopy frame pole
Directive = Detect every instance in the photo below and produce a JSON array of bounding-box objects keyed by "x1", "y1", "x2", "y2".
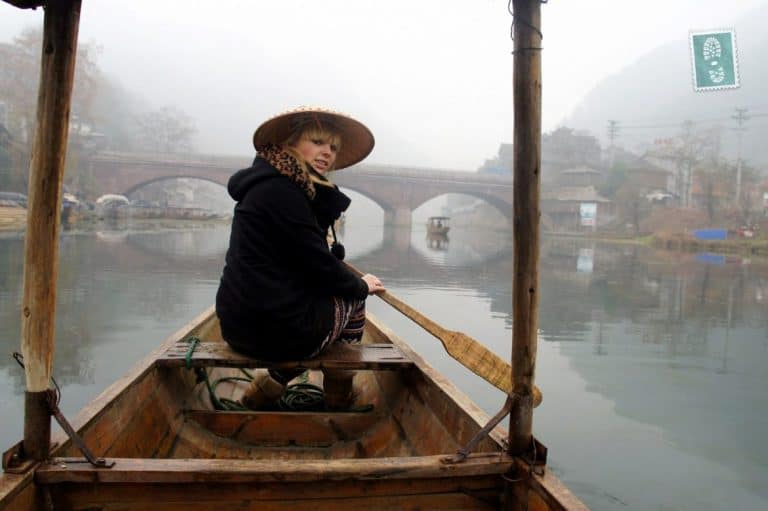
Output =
[
  {"x1": 20, "y1": 0, "x2": 82, "y2": 462},
  {"x1": 508, "y1": 0, "x2": 543, "y2": 456}
]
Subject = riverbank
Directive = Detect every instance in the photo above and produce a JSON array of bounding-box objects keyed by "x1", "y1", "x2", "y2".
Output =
[
  {"x1": 545, "y1": 230, "x2": 768, "y2": 258},
  {"x1": 650, "y1": 233, "x2": 768, "y2": 257},
  {"x1": 0, "y1": 205, "x2": 231, "y2": 233}
]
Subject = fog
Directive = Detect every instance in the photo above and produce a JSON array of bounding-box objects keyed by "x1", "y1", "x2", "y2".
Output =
[{"x1": 1, "y1": 0, "x2": 766, "y2": 169}]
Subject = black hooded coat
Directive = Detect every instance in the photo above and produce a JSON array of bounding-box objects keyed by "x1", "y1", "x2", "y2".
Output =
[{"x1": 215, "y1": 156, "x2": 368, "y2": 360}]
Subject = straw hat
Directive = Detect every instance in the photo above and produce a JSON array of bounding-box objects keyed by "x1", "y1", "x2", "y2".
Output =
[{"x1": 253, "y1": 106, "x2": 375, "y2": 170}]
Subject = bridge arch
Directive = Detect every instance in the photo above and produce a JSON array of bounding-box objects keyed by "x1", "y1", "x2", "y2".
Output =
[
  {"x1": 333, "y1": 184, "x2": 390, "y2": 218},
  {"x1": 86, "y1": 153, "x2": 516, "y2": 227},
  {"x1": 412, "y1": 192, "x2": 512, "y2": 225},
  {"x1": 123, "y1": 175, "x2": 228, "y2": 197}
]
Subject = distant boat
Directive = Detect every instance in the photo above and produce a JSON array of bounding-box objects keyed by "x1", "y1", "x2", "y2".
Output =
[{"x1": 427, "y1": 216, "x2": 450, "y2": 235}]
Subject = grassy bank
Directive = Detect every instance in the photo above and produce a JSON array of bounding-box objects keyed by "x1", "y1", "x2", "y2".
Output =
[
  {"x1": 651, "y1": 233, "x2": 768, "y2": 257},
  {"x1": 545, "y1": 230, "x2": 768, "y2": 257}
]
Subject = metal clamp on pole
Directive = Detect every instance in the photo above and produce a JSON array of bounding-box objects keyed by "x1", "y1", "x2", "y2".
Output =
[
  {"x1": 11, "y1": 352, "x2": 114, "y2": 469},
  {"x1": 46, "y1": 389, "x2": 114, "y2": 468},
  {"x1": 522, "y1": 436, "x2": 548, "y2": 476},
  {"x1": 441, "y1": 393, "x2": 516, "y2": 464}
]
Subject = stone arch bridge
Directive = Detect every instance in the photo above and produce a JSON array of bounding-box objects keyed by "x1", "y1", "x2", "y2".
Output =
[{"x1": 86, "y1": 152, "x2": 515, "y2": 226}]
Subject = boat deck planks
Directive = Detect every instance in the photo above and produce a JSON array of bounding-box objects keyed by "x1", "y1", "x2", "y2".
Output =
[
  {"x1": 157, "y1": 341, "x2": 413, "y2": 370},
  {"x1": 185, "y1": 410, "x2": 385, "y2": 447}
]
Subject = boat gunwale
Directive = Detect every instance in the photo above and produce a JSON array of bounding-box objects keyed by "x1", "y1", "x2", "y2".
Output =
[
  {"x1": 47, "y1": 305, "x2": 219, "y2": 455},
  {"x1": 36, "y1": 453, "x2": 514, "y2": 484},
  {"x1": 0, "y1": 469, "x2": 36, "y2": 508}
]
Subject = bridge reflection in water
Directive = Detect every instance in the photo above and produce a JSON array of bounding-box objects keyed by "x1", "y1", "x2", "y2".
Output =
[{"x1": 91, "y1": 222, "x2": 512, "y2": 287}]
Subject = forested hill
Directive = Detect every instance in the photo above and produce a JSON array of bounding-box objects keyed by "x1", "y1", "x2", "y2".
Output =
[{"x1": 564, "y1": 2, "x2": 768, "y2": 166}]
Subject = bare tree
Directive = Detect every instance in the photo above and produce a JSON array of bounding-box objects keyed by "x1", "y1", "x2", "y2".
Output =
[
  {"x1": 0, "y1": 28, "x2": 102, "y2": 194},
  {"x1": 135, "y1": 107, "x2": 196, "y2": 154},
  {"x1": 697, "y1": 163, "x2": 732, "y2": 224},
  {"x1": 0, "y1": 28, "x2": 101, "y2": 144}
]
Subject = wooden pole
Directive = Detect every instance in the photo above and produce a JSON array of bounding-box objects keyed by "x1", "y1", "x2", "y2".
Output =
[
  {"x1": 21, "y1": 0, "x2": 82, "y2": 461},
  {"x1": 508, "y1": 0, "x2": 542, "y2": 455}
]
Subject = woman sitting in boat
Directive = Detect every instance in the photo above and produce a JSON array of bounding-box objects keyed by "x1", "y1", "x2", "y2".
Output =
[{"x1": 215, "y1": 106, "x2": 385, "y2": 410}]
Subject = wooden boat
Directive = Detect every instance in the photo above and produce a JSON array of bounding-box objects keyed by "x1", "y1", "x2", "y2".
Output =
[
  {"x1": 427, "y1": 216, "x2": 451, "y2": 236},
  {"x1": 2, "y1": 1, "x2": 589, "y2": 509},
  {"x1": 1, "y1": 306, "x2": 586, "y2": 510}
]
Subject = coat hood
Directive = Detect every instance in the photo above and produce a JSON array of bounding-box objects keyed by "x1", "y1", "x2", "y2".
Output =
[{"x1": 227, "y1": 157, "x2": 278, "y2": 202}]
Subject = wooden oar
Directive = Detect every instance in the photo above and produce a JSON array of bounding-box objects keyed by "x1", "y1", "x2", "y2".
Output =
[{"x1": 347, "y1": 264, "x2": 542, "y2": 407}]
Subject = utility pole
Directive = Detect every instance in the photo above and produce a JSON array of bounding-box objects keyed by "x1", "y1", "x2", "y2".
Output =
[
  {"x1": 607, "y1": 120, "x2": 620, "y2": 168},
  {"x1": 732, "y1": 107, "x2": 749, "y2": 205},
  {"x1": 681, "y1": 120, "x2": 694, "y2": 208}
]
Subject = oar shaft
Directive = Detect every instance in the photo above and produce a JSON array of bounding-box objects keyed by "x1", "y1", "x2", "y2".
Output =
[
  {"x1": 376, "y1": 290, "x2": 449, "y2": 341},
  {"x1": 345, "y1": 264, "x2": 542, "y2": 406},
  {"x1": 346, "y1": 265, "x2": 446, "y2": 339}
]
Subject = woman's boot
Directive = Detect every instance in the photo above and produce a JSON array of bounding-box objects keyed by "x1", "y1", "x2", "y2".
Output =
[
  {"x1": 322, "y1": 369, "x2": 355, "y2": 411},
  {"x1": 241, "y1": 370, "x2": 286, "y2": 410}
]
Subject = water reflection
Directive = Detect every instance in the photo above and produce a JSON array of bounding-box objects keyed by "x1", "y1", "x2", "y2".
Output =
[
  {"x1": 0, "y1": 223, "x2": 767, "y2": 510},
  {"x1": 425, "y1": 232, "x2": 450, "y2": 251}
]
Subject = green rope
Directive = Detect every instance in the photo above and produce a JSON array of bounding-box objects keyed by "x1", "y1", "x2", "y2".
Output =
[
  {"x1": 279, "y1": 382, "x2": 325, "y2": 411},
  {"x1": 193, "y1": 365, "x2": 325, "y2": 412},
  {"x1": 184, "y1": 335, "x2": 201, "y2": 369},
  {"x1": 181, "y1": 337, "x2": 371, "y2": 412}
]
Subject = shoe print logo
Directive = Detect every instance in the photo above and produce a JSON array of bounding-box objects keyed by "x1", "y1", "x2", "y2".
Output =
[{"x1": 702, "y1": 36, "x2": 725, "y2": 83}]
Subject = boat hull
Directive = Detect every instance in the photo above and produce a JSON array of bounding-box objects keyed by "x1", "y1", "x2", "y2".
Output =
[
  {"x1": 1, "y1": 307, "x2": 587, "y2": 510},
  {"x1": 427, "y1": 226, "x2": 450, "y2": 236}
]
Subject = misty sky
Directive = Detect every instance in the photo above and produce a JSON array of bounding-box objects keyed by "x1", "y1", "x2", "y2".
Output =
[{"x1": 1, "y1": 0, "x2": 765, "y2": 170}]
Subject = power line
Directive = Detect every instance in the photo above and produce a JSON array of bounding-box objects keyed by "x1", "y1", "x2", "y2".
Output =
[{"x1": 611, "y1": 111, "x2": 768, "y2": 130}]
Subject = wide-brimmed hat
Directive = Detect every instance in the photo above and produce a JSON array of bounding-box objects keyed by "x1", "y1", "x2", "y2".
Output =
[{"x1": 253, "y1": 106, "x2": 375, "y2": 170}]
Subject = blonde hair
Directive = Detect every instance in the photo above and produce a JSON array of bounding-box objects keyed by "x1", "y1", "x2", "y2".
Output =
[
  {"x1": 283, "y1": 123, "x2": 342, "y2": 186},
  {"x1": 284, "y1": 124, "x2": 342, "y2": 152}
]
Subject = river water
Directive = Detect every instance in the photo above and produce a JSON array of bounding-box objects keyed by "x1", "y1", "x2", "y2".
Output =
[{"x1": 1, "y1": 220, "x2": 767, "y2": 510}]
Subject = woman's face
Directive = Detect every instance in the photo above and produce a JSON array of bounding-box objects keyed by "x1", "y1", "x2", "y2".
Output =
[{"x1": 292, "y1": 135, "x2": 339, "y2": 176}]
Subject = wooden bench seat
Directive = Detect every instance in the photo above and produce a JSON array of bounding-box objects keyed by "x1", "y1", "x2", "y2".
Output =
[{"x1": 156, "y1": 341, "x2": 413, "y2": 371}]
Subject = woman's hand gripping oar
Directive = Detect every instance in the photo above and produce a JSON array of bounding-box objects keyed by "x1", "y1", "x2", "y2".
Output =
[{"x1": 347, "y1": 264, "x2": 542, "y2": 407}]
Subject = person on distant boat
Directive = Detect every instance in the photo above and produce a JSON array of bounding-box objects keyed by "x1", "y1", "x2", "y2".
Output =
[{"x1": 215, "y1": 106, "x2": 385, "y2": 411}]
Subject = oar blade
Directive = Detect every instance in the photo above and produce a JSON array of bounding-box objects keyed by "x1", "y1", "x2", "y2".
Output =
[{"x1": 445, "y1": 331, "x2": 542, "y2": 406}]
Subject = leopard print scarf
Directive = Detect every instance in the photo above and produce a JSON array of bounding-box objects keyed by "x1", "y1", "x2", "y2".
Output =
[{"x1": 258, "y1": 144, "x2": 316, "y2": 200}]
